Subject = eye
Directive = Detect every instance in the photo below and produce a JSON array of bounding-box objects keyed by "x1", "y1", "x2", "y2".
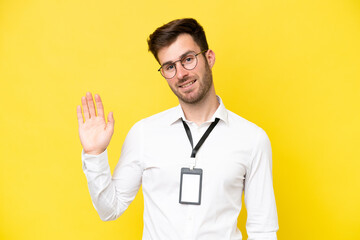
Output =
[
  {"x1": 183, "y1": 55, "x2": 195, "y2": 63},
  {"x1": 165, "y1": 64, "x2": 175, "y2": 71}
]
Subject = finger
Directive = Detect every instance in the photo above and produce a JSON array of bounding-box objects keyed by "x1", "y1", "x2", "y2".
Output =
[
  {"x1": 81, "y1": 96, "x2": 90, "y2": 120},
  {"x1": 86, "y1": 92, "x2": 96, "y2": 118},
  {"x1": 94, "y1": 94, "x2": 105, "y2": 119},
  {"x1": 76, "y1": 105, "x2": 84, "y2": 126}
]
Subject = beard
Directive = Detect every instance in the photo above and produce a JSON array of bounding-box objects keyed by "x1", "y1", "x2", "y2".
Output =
[{"x1": 169, "y1": 62, "x2": 213, "y2": 104}]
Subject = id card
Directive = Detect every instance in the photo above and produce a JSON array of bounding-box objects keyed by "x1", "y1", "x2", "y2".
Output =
[{"x1": 179, "y1": 168, "x2": 203, "y2": 205}]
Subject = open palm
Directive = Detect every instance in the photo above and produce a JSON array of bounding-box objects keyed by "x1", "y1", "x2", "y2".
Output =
[{"x1": 76, "y1": 92, "x2": 114, "y2": 155}]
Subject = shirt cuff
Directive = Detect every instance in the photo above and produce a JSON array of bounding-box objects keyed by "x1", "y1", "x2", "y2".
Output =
[{"x1": 81, "y1": 149, "x2": 109, "y2": 172}]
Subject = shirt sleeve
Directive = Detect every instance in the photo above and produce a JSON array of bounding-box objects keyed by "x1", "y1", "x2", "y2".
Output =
[
  {"x1": 82, "y1": 121, "x2": 144, "y2": 221},
  {"x1": 244, "y1": 128, "x2": 279, "y2": 240}
]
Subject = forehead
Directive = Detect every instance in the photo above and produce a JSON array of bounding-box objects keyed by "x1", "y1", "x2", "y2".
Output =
[{"x1": 157, "y1": 34, "x2": 201, "y2": 65}]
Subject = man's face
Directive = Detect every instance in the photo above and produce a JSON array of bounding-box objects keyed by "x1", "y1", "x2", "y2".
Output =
[{"x1": 157, "y1": 34, "x2": 215, "y2": 105}]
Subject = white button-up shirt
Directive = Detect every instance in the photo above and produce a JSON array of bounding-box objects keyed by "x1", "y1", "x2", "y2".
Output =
[{"x1": 82, "y1": 97, "x2": 278, "y2": 240}]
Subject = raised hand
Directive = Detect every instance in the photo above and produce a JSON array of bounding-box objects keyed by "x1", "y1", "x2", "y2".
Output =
[{"x1": 76, "y1": 92, "x2": 114, "y2": 155}]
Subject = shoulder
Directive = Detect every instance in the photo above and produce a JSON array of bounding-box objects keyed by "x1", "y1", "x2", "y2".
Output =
[
  {"x1": 227, "y1": 110, "x2": 267, "y2": 135},
  {"x1": 226, "y1": 109, "x2": 270, "y2": 146},
  {"x1": 123, "y1": 106, "x2": 179, "y2": 146}
]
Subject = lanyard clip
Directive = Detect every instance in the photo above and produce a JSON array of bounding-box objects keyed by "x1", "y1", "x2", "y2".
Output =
[{"x1": 189, "y1": 157, "x2": 196, "y2": 170}]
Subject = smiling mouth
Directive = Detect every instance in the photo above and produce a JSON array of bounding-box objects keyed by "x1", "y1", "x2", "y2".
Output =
[{"x1": 180, "y1": 80, "x2": 196, "y2": 88}]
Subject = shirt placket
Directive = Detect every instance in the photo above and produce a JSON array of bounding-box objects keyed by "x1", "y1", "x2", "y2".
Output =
[
  {"x1": 183, "y1": 123, "x2": 206, "y2": 239},
  {"x1": 184, "y1": 205, "x2": 196, "y2": 240}
]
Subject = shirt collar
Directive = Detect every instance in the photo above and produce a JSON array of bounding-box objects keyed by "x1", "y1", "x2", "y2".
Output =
[{"x1": 169, "y1": 96, "x2": 229, "y2": 126}]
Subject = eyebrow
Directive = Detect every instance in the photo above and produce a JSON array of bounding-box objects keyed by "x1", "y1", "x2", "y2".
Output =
[{"x1": 160, "y1": 50, "x2": 195, "y2": 67}]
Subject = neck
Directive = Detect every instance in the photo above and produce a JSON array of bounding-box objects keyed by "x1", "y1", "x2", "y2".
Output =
[{"x1": 180, "y1": 89, "x2": 219, "y2": 125}]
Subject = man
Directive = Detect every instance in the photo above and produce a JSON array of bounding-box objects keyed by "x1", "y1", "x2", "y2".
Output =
[{"x1": 77, "y1": 18, "x2": 278, "y2": 239}]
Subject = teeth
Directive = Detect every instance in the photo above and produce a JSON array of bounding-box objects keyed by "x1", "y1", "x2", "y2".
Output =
[{"x1": 182, "y1": 80, "x2": 195, "y2": 88}]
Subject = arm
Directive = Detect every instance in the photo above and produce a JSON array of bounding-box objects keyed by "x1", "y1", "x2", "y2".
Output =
[
  {"x1": 77, "y1": 92, "x2": 142, "y2": 221},
  {"x1": 82, "y1": 123, "x2": 143, "y2": 221},
  {"x1": 244, "y1": 128, "x2": 279, "y2": 240}
]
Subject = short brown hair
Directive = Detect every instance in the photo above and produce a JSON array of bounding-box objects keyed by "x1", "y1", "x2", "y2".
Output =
[{"x1": 147, "y1": 18, "x2": 209, "y2": 62}]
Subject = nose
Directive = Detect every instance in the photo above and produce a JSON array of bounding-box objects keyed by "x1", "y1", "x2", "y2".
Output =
[{"x1": 175, "y1": 61, "x2": 189, "y2": 80}]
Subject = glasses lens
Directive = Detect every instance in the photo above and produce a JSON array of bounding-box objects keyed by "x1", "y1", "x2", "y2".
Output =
[
  {"x1": 182, "y1": 54, "x2": 197, "y2": 70},
  {"x1": 161, "y1": 63, "x2": 176, "y2": 79}
]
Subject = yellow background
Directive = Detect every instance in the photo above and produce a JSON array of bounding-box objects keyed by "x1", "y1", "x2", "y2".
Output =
[{"x1": 1, "y1": 0, "x2": 359, "y2": 239}]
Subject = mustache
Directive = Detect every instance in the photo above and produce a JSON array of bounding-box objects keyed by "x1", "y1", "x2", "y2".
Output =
[{"x1": 177, "y1": 76, "x2": 194, "y2": 84}]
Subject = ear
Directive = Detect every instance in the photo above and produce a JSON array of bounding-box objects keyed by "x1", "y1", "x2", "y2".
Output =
[{"x1": 205, "y1": 49, "x2": 215, "y2": 69}]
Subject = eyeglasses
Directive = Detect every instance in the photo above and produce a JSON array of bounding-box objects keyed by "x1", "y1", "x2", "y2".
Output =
[{"x1": 158, "y1": 50, "x2": 208, "y2": 79}]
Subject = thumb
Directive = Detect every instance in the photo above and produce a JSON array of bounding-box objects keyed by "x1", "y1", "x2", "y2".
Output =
[{"x1": 106, "y1": 111, "x2": 114, "y2": 133}]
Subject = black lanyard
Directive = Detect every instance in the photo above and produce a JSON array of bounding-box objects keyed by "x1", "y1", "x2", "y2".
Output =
[{"x1": 181, "y1": 118, "x2": 220, "y2": 158}]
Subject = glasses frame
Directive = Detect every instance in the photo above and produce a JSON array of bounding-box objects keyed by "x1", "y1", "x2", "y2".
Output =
[{"x1": 158, "y1": 49, "x2": 208, "y2": 79}]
